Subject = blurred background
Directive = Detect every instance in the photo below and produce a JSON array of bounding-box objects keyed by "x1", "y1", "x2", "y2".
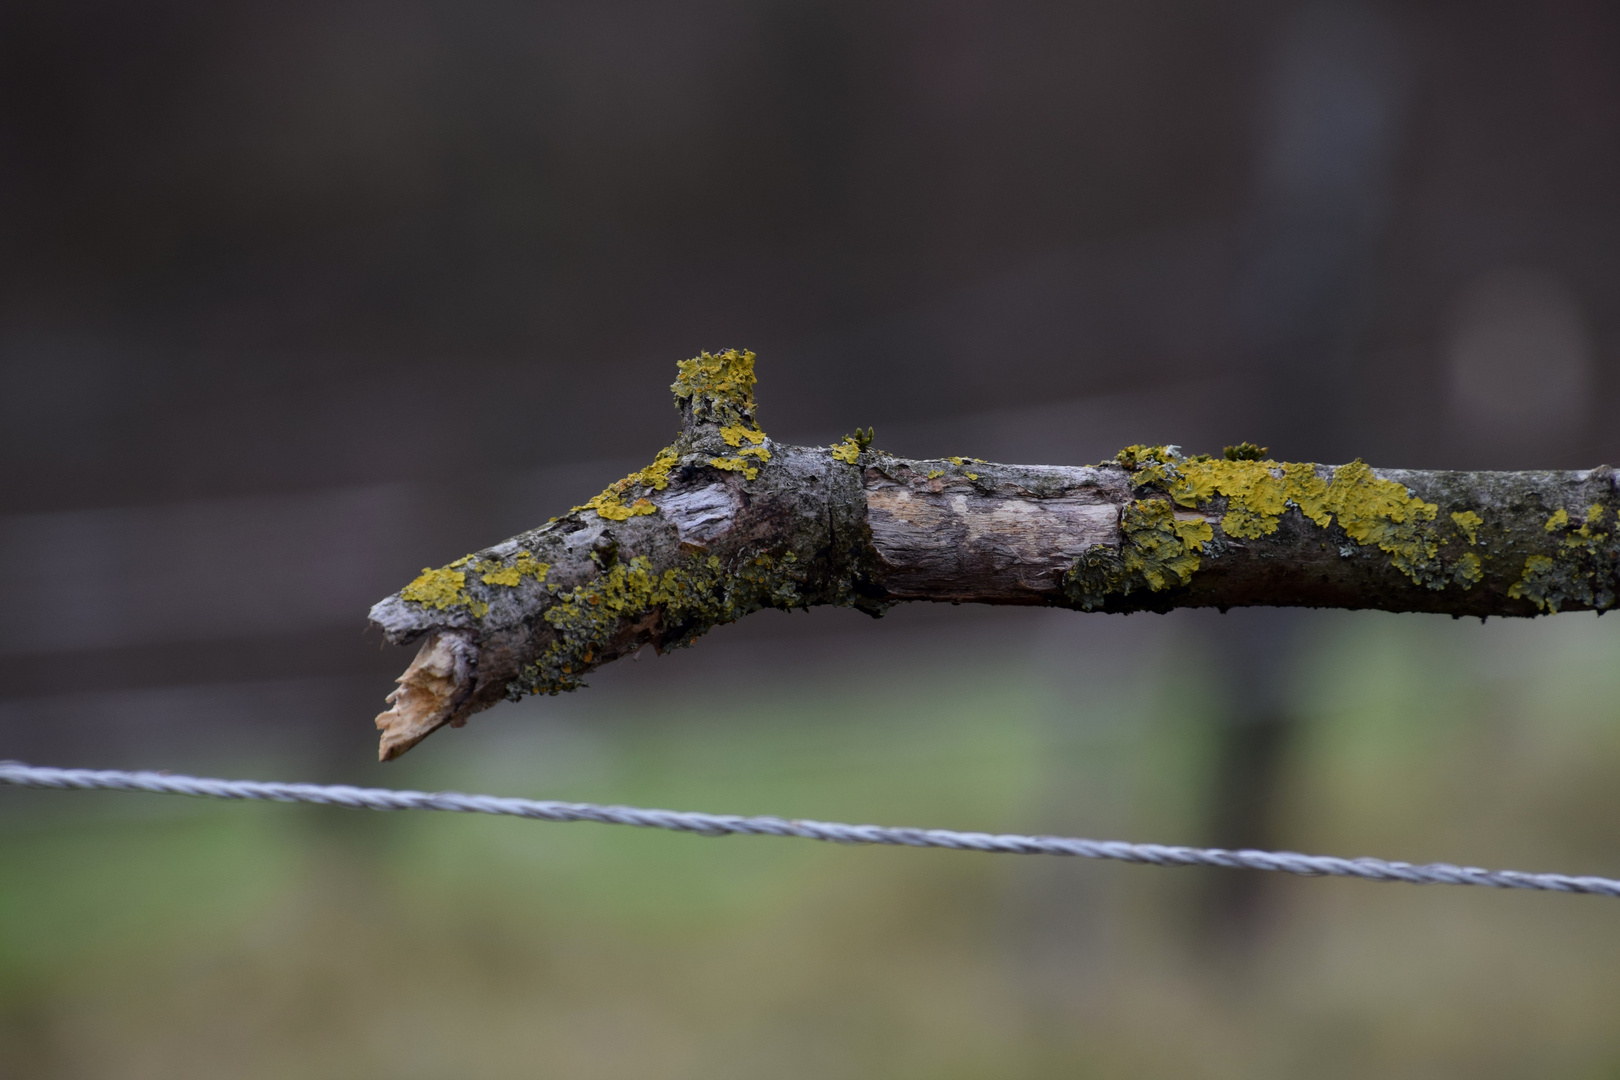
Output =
[{"x1": 4, "y1": 0, "x2": 1620, "y2": 1075}]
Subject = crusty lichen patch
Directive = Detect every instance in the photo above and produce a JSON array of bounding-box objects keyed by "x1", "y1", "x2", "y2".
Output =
[
  {"x1": 398, "y1": 550, "x2": 551, "y2": 617},
  {"x1": 1066, "y1": 498, "x2": 1213, "y2": 610},
  {"x1": 400, "y1": 567, "x2": 489, "y2": 618},
  {"x1": 672, "y1": 348, "x2": 760, "y2": 427},
  {"x1": 1068, "y1": 445, "x2": 1486, "y2": 608},
  {"x1": 720, "y1": 423, "x2": 767, "y2": 448},
  {"x1": 668, "y1": 349, "x2": 779, "y2": 480},
  {"x1": 572, "y1": 348, "x2": 778, "y2": 517},
  {"x1": 509, "y1": 549, "x2": 805, "y2": 698},
  {"x1": 574, "y1": 447, "x2": 680, "y2": 521},
  {"x1": 1451, "y1": 510, "x2": 1483, "y2": 545},
  {"x1": 479, "y1": 552, "x2": 550, "y2": 588},
  {"x1": 708, "y1": 443, "x2": 771, "y2": 479},
  {"x1": 830, "y1": 427, "x2": 874, "y2": 466},
  {"x1": 1314, "y1": 460, "x2": 1446, "y2": 587},
  {"x1": 1510, "y1": 504, "x2": 1620, "y2": 612}
]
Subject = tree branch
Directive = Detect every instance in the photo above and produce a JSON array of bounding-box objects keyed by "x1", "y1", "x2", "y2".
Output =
[{"x1": 369, "y1": 350, "x2": 1620, "y2": 760}]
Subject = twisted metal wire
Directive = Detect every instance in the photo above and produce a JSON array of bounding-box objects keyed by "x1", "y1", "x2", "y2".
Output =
[{"x1": 3, "y1": 761, "x2": 1617, "y2": 897}]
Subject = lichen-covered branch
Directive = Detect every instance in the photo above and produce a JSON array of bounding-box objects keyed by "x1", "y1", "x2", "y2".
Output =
[{"x1": 369, "y1": 349, "x2": 1620, "y2": 759}]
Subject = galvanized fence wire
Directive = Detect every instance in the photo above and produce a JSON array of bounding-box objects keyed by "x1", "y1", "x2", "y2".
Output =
[{"x1": 3, "y1": 761, "x2": 1618, "y2": 897}]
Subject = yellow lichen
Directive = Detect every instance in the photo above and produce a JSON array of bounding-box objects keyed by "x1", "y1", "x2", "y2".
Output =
[
  {"x1": 634, "y1": 447, "x2": 680, "y2": 491},
  {"x1": 927, "y1": 469, "x2": 944, "y2": 480},
  {"x1": 1167, "y1": 458, "x2": 1291, "y2": 538},
  {"x1": 708, "y1": 456, "x2": 758, "y2": 479},
  {"x1": 513, "y1": 549, "x2": 805, "y2": 697},
  {"x1": 1451, "y1": 510, "x2": 1483, "y2": 545},
  {"x1": 1511, "y1": 505, "x2": 1620, "y2": 611},
  {"x1": 720, "y1": 423, "x2": 767, "y2": 448},
  {"x1": 1125, "y1": 500, "x2": 1213, "y2": 590},
  {"x1": 1454, "y1": 552, "x2": 1483, "y2": 584},
  {"x1": 400, "y1": 567, "x2": 467, "y2": 609},
  {"x1": 400, "y1": 551, "x2": 548, "y2": 617},
  {"x1": 1321, "y1": 460, "x2": 1441, "y2": 583},
  {"x1": 573, "y1": 447, "x2": 681, "y2": 521},
  {"x1": 708, "y1": 443, "x2": 772, "y2": 480},
  {"x1": 581, "y1": 493, "x2": 658, "y2": 521},
  {"x1": 1065, "y1": 497, "x2": 1214, "y2": 608},
  {"x1": 1112, "y1": 447, "x2": 1450, "y2": 589},
  {"x1": 1509, "y1": 556, "x2": 1558, "y2": 606},
  {"x1": 399, "y1": 567, "x2": 488, "y2": 618},
  {"x1": 479, "y1": 551, "x2": 550, "y2": 588},
  {"x1": 671, "y1": 348, "x2": 758, "y2": 427},
  {"x1": 649, "y1": 353, "x2": 780, "y2": 484},
  {"x1": 830, "y1": 438, "x2": 861, "y2": 465},
  {"x1": 672, "y1": 348, "x2": 756, "y2": 401},
  {"x1": 828, "y1": 428, "x2": 875, "y2": 465}
]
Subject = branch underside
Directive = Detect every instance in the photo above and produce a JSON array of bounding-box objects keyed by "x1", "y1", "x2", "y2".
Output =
[{"x1": 368, "y1": 350, "x2": 1620, "y2": 760}]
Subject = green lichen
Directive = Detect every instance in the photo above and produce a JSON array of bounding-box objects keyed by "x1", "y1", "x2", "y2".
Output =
[
  {"x1": 1509, "y1": 505, "x2": 1620, "y2": 612},
  {"x1": 1223, "y1": 442, "x2": 1268, "y2": 461},
  {"x1": 510, "y1": 549, "x2": 806, "y2": 697}
]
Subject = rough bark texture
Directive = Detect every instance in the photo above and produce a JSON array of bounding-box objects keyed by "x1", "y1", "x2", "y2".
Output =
[{"x1": 369, "y1": 350, "x2": 1620, "y2": 760}]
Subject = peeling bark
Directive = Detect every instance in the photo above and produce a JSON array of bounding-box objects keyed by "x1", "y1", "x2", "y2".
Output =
[{"x1": 369, "y1": 350, "x2": 1620, "y2": 759}]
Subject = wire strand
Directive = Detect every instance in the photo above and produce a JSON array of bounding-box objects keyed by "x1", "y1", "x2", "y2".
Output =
[{"x1": 2, "y1": 761, "x2": 1616, "y2": 897}]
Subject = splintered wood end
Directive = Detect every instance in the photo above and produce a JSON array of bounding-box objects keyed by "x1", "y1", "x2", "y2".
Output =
[{"x1": 375, "y1": 631, "x2": 477, "y2": 761}]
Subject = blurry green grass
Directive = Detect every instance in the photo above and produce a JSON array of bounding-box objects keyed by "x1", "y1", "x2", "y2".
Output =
[{"x1": 4, "y1": 612, "x2": 1620, "y2": 1079}]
